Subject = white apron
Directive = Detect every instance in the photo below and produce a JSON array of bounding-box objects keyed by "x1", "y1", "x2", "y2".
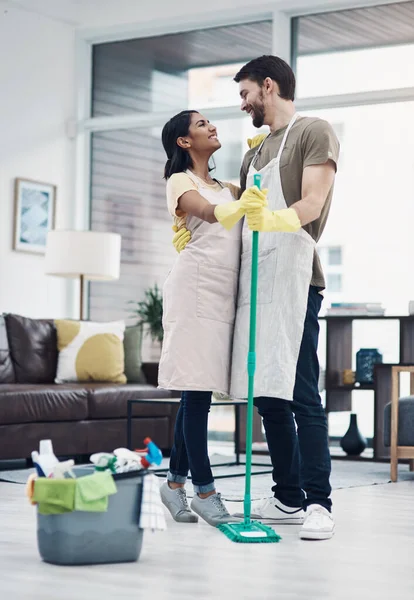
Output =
[
  {"x1": 158, "y1": 172, "x2": 242, "y2": 394},
  {"x1": 230, "y1": 114, "x2": 315, "y2": 401}
]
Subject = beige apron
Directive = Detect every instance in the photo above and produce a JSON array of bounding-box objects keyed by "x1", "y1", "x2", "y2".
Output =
[
  {"x1": 158, "y1": 172, "x2": 242, "y2": 394},
  {"x1": 230, "y1": 114, "x2": 315, "y2": 401}
]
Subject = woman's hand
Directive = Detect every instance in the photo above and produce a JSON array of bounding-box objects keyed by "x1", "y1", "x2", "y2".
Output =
[
  {"x1": 239, "y1": 186, "x2": 268, "y2": 212},
  {"x1": 214, "y1": 186, "x2": 268, "y2": 231},
  {"x1": 172, "y1": 226, "x2": 191, "y2": 252}
]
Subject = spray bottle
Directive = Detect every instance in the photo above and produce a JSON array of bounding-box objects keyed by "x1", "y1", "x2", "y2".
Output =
[
  {"x1": 137, "y1": 438, "x2": 163, "y2": 468},
  {"x1": 31, "y1": 439, "x2": 59, "y2": 477}
]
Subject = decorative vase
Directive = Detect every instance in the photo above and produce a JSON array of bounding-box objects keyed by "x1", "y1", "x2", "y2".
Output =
[
  {"x1": 356, "y1": 348, "x2": 382, "y2": 384},
  {"x1": 340, "y1": 413, "x2": 367, "y2": 456}
]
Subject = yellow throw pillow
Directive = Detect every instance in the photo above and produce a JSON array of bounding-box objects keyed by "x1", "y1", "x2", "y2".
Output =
[{"x1": 54, "y1": 320, "x2": 126, "y2": 384}]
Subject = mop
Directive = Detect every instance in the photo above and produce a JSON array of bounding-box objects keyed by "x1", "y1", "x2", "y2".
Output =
[{"x1": 218, "y1": 174, "x2": 281, "y2": 544}]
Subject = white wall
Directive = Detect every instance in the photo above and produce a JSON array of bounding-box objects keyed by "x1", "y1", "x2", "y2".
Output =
[{"x1": 0, "y1": 8, "x2": 76, "y2": 318}]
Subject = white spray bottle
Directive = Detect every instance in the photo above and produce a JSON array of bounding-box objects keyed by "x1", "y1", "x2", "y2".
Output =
[{"x1": 32, "y1": 439, "x2": 59, "y2": 477}]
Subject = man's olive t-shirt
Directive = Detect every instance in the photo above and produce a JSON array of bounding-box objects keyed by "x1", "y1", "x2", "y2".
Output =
[{"x1": 240, "y1": 116, "x2": 340, "y2": 289}]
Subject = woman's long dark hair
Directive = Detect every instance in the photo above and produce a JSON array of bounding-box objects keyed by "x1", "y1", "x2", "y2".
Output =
[{"x1": 162, "y1": 110, "x2": 198, "y2": 180}]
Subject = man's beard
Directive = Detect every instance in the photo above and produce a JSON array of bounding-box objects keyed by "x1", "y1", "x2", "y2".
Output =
[{"x1": 251, "y1": 97, "x2": 265, "y2": 128}]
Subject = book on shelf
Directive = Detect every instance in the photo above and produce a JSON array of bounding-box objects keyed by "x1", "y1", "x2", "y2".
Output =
[
  {"x1": 326, "y1": 302, "x2": 385, "y2": 316},
  {"x1": 330, "y1": 302, "x2": 383, "y2": 309}
]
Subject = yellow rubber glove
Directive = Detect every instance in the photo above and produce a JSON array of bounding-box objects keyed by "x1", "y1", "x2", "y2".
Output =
[
  {"x1": 213, "y1": 186, "x2": 268, "y2": 231},
  {"x1": 172, "y1": 225, "x2": 191, "y2": 253},
  {"x1": 246, "y1": 206, "x2": 301, "y2": 233},
  {"x1": 247, "y1": 133, "x2": 267, "y2": 149}
]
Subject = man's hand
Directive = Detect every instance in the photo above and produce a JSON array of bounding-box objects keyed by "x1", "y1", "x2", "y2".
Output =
[
  {"x1": 246, "y1": 207, "x2": 301, "y2": 233},
  {"x1": 172, "y1": 225, "x2": 191, "y2": 253}
]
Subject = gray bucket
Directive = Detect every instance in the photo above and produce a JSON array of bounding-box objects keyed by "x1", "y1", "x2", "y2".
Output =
[{"x1": 36, "y1": 467, "x2": 145, "y2": 565}]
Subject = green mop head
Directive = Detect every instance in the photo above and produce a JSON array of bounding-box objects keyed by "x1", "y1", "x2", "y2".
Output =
[{"x1": 217, "y1": 520, "x2": 281, "y2": 544}]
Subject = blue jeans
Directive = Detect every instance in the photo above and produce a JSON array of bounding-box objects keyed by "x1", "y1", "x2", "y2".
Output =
[
  {"x1": 167, "y1": 391, "x2": 215, "y2": 494},
  {"x1": 254, "y1": 286, "x2": 332, "y2": 511}
]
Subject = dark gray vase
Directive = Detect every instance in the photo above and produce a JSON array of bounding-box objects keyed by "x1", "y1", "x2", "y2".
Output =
[{"x1": 340, "y1": 413, "x2": 367, "y2": 456}]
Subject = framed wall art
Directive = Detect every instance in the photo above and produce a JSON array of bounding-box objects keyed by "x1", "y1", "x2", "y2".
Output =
[{"x1": 13, "y1": 178, "x2": 56, "y2": 254}]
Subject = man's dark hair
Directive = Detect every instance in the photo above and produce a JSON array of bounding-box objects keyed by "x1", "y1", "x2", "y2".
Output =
[{"x1": 234, "y1": 55, "x2": 295, "y2": 101}]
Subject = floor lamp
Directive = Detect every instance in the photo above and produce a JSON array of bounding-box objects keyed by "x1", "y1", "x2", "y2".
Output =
[{"x1": 45, "y1": 230, "x2": 121, "y2": 320}]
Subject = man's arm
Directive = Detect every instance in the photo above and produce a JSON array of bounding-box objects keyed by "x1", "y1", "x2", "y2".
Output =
[
  {"x1": 245, "y1": 160, "x2": 336, "y2": 233},
  {"x1": 291, "y1": 160, "x2": 336, "y2": 226}
]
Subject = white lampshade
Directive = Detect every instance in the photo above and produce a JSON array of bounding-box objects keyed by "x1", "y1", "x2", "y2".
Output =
[{"x1": 45, "y1": 230, "x2": 121, "y2": 280}]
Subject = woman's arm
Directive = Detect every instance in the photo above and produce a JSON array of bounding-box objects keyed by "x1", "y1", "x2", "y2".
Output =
[{"x1": 177, "y1": 190, "x2": 218, "y2": 224}]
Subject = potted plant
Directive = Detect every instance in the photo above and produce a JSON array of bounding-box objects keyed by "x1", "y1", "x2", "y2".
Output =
[{"x1": 127, "y1": 284, "x2": 163, "y2": 362}]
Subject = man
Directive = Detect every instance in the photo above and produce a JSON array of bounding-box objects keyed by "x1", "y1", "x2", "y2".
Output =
[{"x1": 174, "y1": 55, "x2": 339, "y2": 540}]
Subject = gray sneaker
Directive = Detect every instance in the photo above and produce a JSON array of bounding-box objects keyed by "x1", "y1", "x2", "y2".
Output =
[
  {"x1": 160, "y1": 482, "x2": 198, "y2": 523},
  {"x1": 190, "y1": 492, "x2": 235, "y2": 527}
]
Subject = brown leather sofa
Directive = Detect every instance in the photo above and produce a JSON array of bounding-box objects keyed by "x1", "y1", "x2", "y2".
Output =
[{"x1": 0, "y1": 314, "x2": 179, "y2": 460}]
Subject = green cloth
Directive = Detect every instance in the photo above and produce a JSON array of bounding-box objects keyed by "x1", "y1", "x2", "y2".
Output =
[
  {"x1": 74, "y1": 472, "x2": 117, "y2": 512},
  {"x1": 33, "y1": 479, "x2": 76, "y2": 515},
  {"x1": 123, "y1": 324, "x2": 146, "y2": 383}
]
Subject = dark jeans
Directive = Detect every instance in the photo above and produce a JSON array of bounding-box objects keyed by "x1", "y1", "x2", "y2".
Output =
[
  {"x1": 168, "y1": 390, "x2": 215, "y2": 494},
  {"x1": 254, "y1": 286, "x2": 332, "y2": 511}
]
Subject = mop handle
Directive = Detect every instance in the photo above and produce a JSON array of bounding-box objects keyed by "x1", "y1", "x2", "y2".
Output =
[{"x1": 243, "y1": 173, "x2": 261, "y2": 525}]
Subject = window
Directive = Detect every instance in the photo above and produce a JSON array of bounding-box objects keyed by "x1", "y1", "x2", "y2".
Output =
[
  {"x1": 318, "y1": 245, "x2": 343, "y2": 301},
  {"x1": 90, "y1": 21, "x2": 273, "y2": 322},
  {"x1": 92, "y1": 21, "x2": 272, "y2": 117},
  {"x1": 211, "y1": 117, "x2": 267, "y2": 184},
  {"x1": 295, "y1": 2, "x2": 414, "y2": 97},
  {"x1": 296, "y1": 44, "x2": 414, "y2": 98},
  {"x1": 89, "y1": 20, "x2": 273, "y2": 443},
  {"x1": 327, "y1": 273, "x2": 342, "y2": 293},
  {"x1": 293, "y1": 1, "x2": 414, "y2": 443},
  {"x1": 328, "y1": 247, "x2": 342, "y2": 266},
  {"x1": 307, "y1": 100, "x2": 414, "y2": 316},
  {"x1": 188, "y1": 64, "x2": 243, "y2": 109},
  {"x1": 89, "y1": 127, "x2": 175, "y2": 322}
]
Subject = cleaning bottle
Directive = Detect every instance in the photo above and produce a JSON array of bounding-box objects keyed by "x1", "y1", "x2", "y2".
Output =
[
  {"x1": 138, "y1": 438, "x2": 163, "y2": 468},
  {"x1": 52, "y1": 459, "x2": 76, "y2": 479},
  {"x1": 90, "y1": 453, "x2": 118, "y2": 473},
  {"x1": 32, "y1": 439, "x2": 59, "y2": 478}
]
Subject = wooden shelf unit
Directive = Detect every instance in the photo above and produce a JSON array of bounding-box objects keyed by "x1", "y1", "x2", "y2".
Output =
[{"x1": 320, "y1": 315, "x2": 414, "y2": 460}]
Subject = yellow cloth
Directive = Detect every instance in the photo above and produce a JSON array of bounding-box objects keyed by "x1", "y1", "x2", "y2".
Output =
[
  {"x1": 247, "y1": 133, "x2": 267, "y2": 149},
  {"x1": 214, "y1": 186, "x2": 268, "y2": 231},
  {"x1": 246, "y1": 206, "x2": 301, "y2": 233},
  {"x1": 54, "y1": 320, "x2": 126, "y2": 384}
]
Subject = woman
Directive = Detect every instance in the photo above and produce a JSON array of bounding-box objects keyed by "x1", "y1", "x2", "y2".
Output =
[{"x1": 158, "y1": 110, "x2": 266, "y2": 526}]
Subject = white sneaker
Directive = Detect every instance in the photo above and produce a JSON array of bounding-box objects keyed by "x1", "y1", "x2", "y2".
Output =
[
  {"x1": 233, "y1": 497, "x2": 304, "y2": 524},
  {"x1": 299, "y1": 504, "x2": 335, "y2": 540}
]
